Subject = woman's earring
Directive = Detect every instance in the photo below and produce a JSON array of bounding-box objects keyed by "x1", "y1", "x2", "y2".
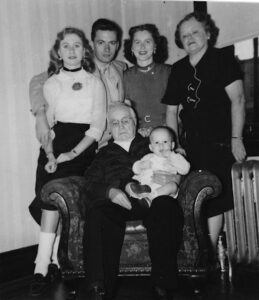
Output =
[
  {"x1": 58, "y1": 56, "x2": 62, "y2": 61},
  {"x1": 153, "y1": 48, "x2": 156, "y2": 54}
]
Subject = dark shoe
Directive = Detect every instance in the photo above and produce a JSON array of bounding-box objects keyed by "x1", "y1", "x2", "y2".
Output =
[
  {"x1": 30, "y1": 273, "x2": 49, "y2": 297},
  {"x1": 138, "y1": 197, "x2": 152, "y2": 208},
  {"x1": 66, "y1": 290, "x2": 77, "y2": 300},
  {"x1": 128, "y1": 182, "x2": 151, "y2": 198},
  {"x1": 48, "y1": 263, "x2": 61, "y2": 282},
  {"x1": 152, "y1": 286, "x2": 174, "y2": 300},
  {"x1": 88, "y1": 285, "x2": 105, "y2": 300}
]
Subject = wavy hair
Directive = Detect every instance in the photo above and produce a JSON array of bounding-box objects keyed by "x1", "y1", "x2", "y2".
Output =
[
  {"x1": 124, "y1": 23, "x2": 168, "y2": 64},
  {"x1": 91, "y1": 18, "x2": 122, "y2": 43},
  {"x1": 47, "y1": 27, "x2": 95, "y2": 77},
  {"x1": 175, "y1": 11, "x2": 219, "y2": 49}
]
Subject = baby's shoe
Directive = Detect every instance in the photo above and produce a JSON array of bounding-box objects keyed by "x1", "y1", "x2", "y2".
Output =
[{"x1": 126, "y1": 182, "x2": 151, "y2": 199}]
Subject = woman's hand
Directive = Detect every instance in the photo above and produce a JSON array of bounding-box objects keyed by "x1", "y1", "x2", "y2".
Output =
[
  {"x1": 138, "y1": 127, "x2": 152, "y2": 137},
  {"x1": 175, "y1": 147, "x2": 187, "y2": 156},
  {"x1": 152, "y1": 171, "x2": 181, "y2": 186},
  {"x1": 231, "y1": 138, "x2": 246, "y2": 162},
  {"x1": 57, "y1": 151, "x2": 76, "y2": 164},
  {"x1": 44, "y1": 160, "x2": 57, "y2": 173}
]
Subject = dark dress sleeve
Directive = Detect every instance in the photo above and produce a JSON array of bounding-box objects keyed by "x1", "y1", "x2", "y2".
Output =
[
  {"x1": 219, "y1": 47, "x2": 243, "y2": 87},
  {"x1": 161, "y1": 62, "x2": 183, "y2": 106}
]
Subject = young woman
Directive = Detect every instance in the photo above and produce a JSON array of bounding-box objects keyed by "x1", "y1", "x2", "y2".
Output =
[
  {"x1": 29, "y1": 27, "x2": 106, "y2": 296},
  {"x1": 123, "y1": 24, "x2": 170, "y2": 137}
]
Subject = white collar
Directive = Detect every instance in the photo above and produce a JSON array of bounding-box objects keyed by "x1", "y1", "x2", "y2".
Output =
[{"x1": 114, "y1": 138, "x2": 134, "y2": 152}]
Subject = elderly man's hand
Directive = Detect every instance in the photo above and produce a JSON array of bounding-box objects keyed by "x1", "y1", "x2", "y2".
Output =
[
  {"x1": 152, "y1": 171, "x2": 181, "y2": 186},
  {"x1": 108, "y1": 188, "x2": 132, "y2": 210}
]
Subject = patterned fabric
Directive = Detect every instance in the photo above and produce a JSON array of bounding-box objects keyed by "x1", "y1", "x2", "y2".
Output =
[{"x1": 41, "y1": 170, "x2": 222, "y2": 278}]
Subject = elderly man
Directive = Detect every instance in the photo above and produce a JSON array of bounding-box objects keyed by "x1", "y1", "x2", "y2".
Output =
[
  {"x1": 83, "y1": 103, "x2": 183, "y2": 300},
  {"x1": 29, "y1": 18, "x2": 126, "y2": 148}
]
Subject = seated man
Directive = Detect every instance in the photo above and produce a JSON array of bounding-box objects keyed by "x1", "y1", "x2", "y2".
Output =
[{"x1": 83, "y1": 103, "x2": 184, "y2": 300}]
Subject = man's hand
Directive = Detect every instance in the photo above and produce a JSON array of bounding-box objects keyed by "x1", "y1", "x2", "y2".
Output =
[
  {"x1": 108, "y1": 188, "x2": 132, "y2": 210},
  {"x1": 138, "y1": 160, "x2": 152, "y2": 171},
  {"x1": 35, "y1": 110, "x2": 50, "y2": 148},
  {"x1": 152, "y1": 171, "x2": 181, "y2": 186},
  {"x1": 231, "y1": 138, "x2": 246, "y2": 162}
]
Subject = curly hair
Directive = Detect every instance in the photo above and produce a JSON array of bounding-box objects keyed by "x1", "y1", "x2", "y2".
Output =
[
  {"x1": 175, "y1": 11, "x2": 219, "y2": 49},
  {"x1": 47, "y1": 27, "x2": 95, "y2": 77},
  {"x1": 124, "y1": 23, "x2": 168, "y2": 64}
]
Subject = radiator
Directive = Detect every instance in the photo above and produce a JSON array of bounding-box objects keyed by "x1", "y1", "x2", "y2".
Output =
[{"x1": 224, "y1": 160, "x2": 259, "y2": 280}]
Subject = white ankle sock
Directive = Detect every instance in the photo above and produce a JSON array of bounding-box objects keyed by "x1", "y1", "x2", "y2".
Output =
[
  {"x1": 51, "y1": 235, "x2": 60, "y2": 268},
  {"x1": 34, "y1": 232, "x2": 56, "y2": 276}
]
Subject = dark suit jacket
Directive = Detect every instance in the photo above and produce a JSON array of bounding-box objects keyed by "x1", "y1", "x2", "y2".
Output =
[{"x1": 84, "y1": 134, "x2": 150, "y2": 203}]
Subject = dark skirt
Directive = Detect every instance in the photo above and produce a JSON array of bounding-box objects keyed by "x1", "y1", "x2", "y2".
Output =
[
  {"x1": 185, "y1": 140, "x2": 235, "y2": 218},
  {"x1": 29, "y1": 122, "x2": 97, "y2": 225}
]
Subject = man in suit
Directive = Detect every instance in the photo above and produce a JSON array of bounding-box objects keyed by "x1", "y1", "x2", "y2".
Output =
[{"x1": 83, "y1": 103, "x2": 183, "y2": 300}]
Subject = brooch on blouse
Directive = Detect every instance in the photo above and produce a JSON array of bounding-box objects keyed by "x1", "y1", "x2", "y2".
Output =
[{"x1": 72, "y1": 82, "x2": 83, "y2": 91}]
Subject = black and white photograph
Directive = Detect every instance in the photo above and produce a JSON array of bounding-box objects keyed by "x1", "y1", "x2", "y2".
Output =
[{"x1": 0, "y1": 0, "x2": 259, "y2": 299}]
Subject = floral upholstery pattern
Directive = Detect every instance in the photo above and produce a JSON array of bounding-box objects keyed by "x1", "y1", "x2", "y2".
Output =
[{"x1": 41, "y1": 170, "x2": 221, "y2": 279}]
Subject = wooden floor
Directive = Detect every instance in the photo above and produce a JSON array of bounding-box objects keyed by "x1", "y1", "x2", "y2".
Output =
[{"x1": 1, "y1": 271, "x2": 259, "y2": 300}]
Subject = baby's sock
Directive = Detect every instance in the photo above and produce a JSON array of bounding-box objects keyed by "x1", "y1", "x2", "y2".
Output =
[{"x1": 34, "y1": 232, "x2": 56, "y2": 276}]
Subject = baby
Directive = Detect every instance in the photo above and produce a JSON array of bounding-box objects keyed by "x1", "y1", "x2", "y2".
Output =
[{"x1": 126, "y1": 126, "x2": 190, "y2": 207}]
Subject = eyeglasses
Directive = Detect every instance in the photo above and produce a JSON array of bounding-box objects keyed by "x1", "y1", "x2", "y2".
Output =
[{"x1": 110, "y1": 117, "x2": 132, "y2": 128}]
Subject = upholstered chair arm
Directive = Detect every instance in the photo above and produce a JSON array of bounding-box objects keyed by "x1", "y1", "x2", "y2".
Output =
[
  {"x1": 177, "y1": 170, "x2": 222, "y2": 271},
  {"x1": 41, "y1": 176, "x2": 88, "y2": 277}
]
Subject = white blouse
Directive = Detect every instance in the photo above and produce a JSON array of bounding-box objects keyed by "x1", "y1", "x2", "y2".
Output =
[{"x1": 43, "y1": 69, "x2": 106, "y2": 141}]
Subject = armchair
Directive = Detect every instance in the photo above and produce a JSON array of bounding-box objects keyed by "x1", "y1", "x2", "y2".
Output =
[{"x1": 41, "y1": 170, "x2": 221, "y2": 282}]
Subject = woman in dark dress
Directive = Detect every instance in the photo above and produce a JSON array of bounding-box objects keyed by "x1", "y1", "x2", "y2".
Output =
[{"x1": 162, "y1": 12, "x2": 247, "y2": 256}]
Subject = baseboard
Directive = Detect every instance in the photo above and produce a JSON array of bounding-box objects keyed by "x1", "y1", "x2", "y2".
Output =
[{"x1": 0, "y1": 245, "x2": 37, "y2": 283}]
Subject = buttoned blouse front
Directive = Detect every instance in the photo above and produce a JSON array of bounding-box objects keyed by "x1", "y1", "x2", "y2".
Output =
[
  {"x1": 43, "y1": 69, "x2": 106, "y2": 141},
  {"x1": 162, "y1": 47, "x2": 243, "y2": 143}
]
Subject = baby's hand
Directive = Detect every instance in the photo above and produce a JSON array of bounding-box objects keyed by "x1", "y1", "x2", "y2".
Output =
[
  {"x1": 45, "y1": 160, "x2": 57, "y2": 173},
  {"x1": 139, "y1": 160, "x2": 152, "y2": 170}
]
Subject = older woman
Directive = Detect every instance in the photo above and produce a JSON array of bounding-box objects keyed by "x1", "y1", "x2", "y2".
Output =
[
  {"x1": 123, "y1": 24, "x2": 170, "y2": 137},
  {"x1": 162, "y1": 11, "x2": 247, "y2": 256}
]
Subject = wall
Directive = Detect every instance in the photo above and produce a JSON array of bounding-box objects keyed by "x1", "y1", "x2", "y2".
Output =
[
  {"x1": 208, "y1": 1, "x2": 259, "y2": 47},
  {"x1": 0, "y1": 0, "x2": 192, "y2": 253}
]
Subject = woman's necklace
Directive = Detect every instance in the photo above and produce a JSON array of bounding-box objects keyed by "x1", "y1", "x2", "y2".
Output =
[
  {"x1": 63, "y1": 66, "x2": 82, "y2": 72},
  {"x1": 137, "y1": 62, "x2": 155, "y2": 73},
  {"x1": 63, "y1": 67, "x2": 83, "y2": 90}
]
